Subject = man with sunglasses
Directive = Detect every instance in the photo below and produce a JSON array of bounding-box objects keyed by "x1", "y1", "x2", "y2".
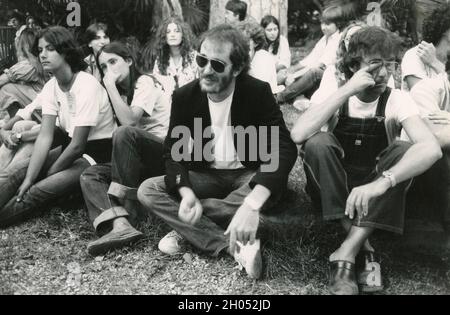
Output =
[
  {"x1": 291, "y1": 27, "x2": 442, "y2": 295},
  {"x1": 137, "y1": 24, "x2": 297, "y2": 279}
]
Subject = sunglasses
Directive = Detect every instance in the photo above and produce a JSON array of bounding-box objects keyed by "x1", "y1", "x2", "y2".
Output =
[{"x1": 196, "y1": 54, "x2": 227, "y2": 73}]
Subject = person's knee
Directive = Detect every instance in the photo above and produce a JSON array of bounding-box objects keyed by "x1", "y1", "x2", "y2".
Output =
[
  {"x1": 80, "y1": 166, "x2": 101, "y2": 190},
  {"x1": 12, "y1": 120, "x2": 37, "y2": 133},
  {"x1": 137, "y1": 179, "x2": 159, "y2": 209},
  {"x1": 113, "y1": 126, "x2": 136, "y2": 146},
  {"x1": 303, "y1": 132, "x2": 336, "y2": 158}
]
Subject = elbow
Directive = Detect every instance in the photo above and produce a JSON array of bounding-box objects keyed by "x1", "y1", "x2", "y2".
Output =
[
  {"x1": 428, "y1": 142, "x2": 443, "y2": 163},
  {"x1": 290, "y1": 129, "x2": 307, "y2": 145}
]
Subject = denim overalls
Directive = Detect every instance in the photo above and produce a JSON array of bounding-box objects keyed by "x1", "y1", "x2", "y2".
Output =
[{"x1": 333, "y1": 88, "x2": 391, "y2": 188}]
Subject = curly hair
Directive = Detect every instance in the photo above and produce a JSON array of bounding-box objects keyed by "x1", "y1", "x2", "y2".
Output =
[
  {"x1": 261, "y1": 15, "x2": 280, "y2": 55},
  {"x1": 236, "y1": 20, "x2": 268, "y2": 52},
  {"x1": 152, "y1": 16, "x2": 195, "y2": 76},
  {"x1": 335, "y1": 21, "x2": 367, "y2": 85},
  {"x1": 38, "y1": 26, "x2": 87, "y2": 73},
  {"x1": 339, "y1": 26, "x2": 401, "y2": 81},
  {"x1": 422, "y1": 4, "x2": 450, "y2": 46},
  {"x1": 199, "y1": 24, "x2": 250, "y2": 76}
]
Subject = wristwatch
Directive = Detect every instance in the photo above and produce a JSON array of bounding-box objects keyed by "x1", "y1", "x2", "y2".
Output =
[{"x1": 382, "y1": 171, "x2": 397, "y2": 188}]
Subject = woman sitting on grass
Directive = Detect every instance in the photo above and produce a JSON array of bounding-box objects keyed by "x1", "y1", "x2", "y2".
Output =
[
  {"x1": 261, "y1": 15, "x2": 291, "y2": 85},
  {"x1": 80, "y1": 41, "x2": 174, "y2": 256},
  {"x1": 0, "y1": 26, "x2": 116, "y2": 228},
  {"x1": 0, "y1": 28, "x2": 46, "y2": 118}
]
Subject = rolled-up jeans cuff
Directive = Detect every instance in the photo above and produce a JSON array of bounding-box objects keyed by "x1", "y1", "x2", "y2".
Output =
[
  {"x1": 108, "y1": 182, "x2": 138, "y2": 200},
  {"x1": 93, "y1": 206, "x2": 129, "y2": 231}
]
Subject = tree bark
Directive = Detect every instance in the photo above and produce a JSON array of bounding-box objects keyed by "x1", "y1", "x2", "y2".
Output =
[{"x1": 209, "y1": 0, "x2": 288, "y2": 37}]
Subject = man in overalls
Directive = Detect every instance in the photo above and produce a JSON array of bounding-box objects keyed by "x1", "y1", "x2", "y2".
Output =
[{"x1": 291, "y1": 27, "x2": 442, "y2": 295}]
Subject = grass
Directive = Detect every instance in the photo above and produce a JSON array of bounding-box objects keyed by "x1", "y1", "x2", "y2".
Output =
[{"x1": 0, "y1": 105, "x2": 449, "y2": 295}]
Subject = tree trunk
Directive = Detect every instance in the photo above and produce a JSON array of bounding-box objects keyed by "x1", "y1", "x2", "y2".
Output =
[{"x1": 209, "y1": 0, "x2": 289, "y2": 37}]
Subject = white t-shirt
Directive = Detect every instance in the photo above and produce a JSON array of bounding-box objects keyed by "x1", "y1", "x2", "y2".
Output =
[
  {"x1": 208, "y1": 92, "x2": 244, "y2": 170},
  {"x1": 410, "y1": 73, "x2": 450, "y2": 116},
  {"x1": 40, "y1": 72, "x2": 116, "y2": 140},
  {"x1": 269, "y1": 35, "x2": 291, "y2": 69},
  {"x1": 131, "y1": 74, "x2": 171, "y2": 139},
  {"x1": 301, "y1": 31, "x2": 341, "y2": 68},
  {"x1": 313, "y1": 83, "x2": 419, "y2": 143},
  {"x1": 249, "y1": 50, "x2": 279, "y2": 94},
  {"x1": 401, "y1": 46, "x2": 442, "y2": 91}
]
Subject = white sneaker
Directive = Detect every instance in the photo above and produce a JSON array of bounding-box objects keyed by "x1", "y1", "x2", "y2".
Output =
[
  {"x1": 158, "y1": 230, "x2": 184, "y2": 255},
  {"x1": 233, "y1": 240, "x2": 263, "y2": 279}
]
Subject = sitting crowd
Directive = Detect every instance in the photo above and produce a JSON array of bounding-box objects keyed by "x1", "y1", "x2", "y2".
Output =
[{"x1": 1, "y1": 0, "x2": 450, "y2": 296}]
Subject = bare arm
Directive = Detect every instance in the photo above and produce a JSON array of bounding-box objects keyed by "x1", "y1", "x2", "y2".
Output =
[
  {"x1": 291, "y1": 63, "x2": 382, "y2": 144},
  {"x1": 46, "y1": 126, "x2": 91, "y2": 176},
  {"x1": 103, "y1": 74, "x2": 144, "y2": 126},
  {"x1": 404, "y1": 75, "x2": 422, "y2": 91},
  {"x1": 16, "y1": 115, "x2": 55, "y2": 200}
]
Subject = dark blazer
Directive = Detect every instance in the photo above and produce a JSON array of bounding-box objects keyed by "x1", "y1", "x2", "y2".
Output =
[{"x1": 163, "y1": 74, "x2": 298, "y2": 208}]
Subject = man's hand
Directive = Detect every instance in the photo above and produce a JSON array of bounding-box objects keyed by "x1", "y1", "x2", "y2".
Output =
[
  {"x1": 428, "y1": 110, "x2": 450, "y2": 125},
  {"x1": 178, "y1": 188, "x2": 203, "y2": 226},
  {"x1": 3, "y1": 132, "x2": 19, "y2": 150},
  {"x1": 224, "y1": 203, "x2": 260, "y2": 254},
  {"x1": 345, "y1": 177, "x2": 391, "y2": 220},
  {"x1": 343, "y1": 63, "x2": 381, "y2": 96},
  {"x1": 16, "y1": 178, "x2": 33, "y2": 202}
]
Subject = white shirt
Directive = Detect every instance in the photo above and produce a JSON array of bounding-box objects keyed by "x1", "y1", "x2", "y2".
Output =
[
  {"x1": 410, "y1": 73, "x2": 450, "y2": 116},
  {"x1": 208, "y1": 92, "x2": 244, "y2": 170},
  {"x1": 312, "y1": 79, "x2": 419, "y2": 144},
  {"x1": 269, "y1": 35, "x2": 291, "y2": 69},
  {"x1": 401, "y1": 46, "x2": 442, "y2": 91},
  {"x1": 131, "y1": 74, "x2": 171, "y2": 139},
  {"x1": 40, "y1": 72, "x2": 116, "y2": 141},
  {"x1": 249, "y1": 50, "x2": 279, "y2": 94},
  {"x1": 301, "y1": 31, "x2": 341, "y2": 68}
]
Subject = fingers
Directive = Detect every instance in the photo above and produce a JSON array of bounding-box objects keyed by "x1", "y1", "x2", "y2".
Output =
[
  {"x1": 345, "y1": 193, "x2": 356, "y2": 220},
  {"x1": 355, "y1": 193, "x2": 363, "y2": 217},
  {"x1": 191, "y1": 203, "x2": 203, "y2": 225},
  {"x1": 364, "y1": 62, "x2": 382, "y2": 74},
  {"x1": 16, "y1": 187, "x2": 27, "y2": 202},
  {"x1": 362, "y1": 196, "x2": 369, "y2": 217},
  {"x1": 229, "y1": 229, "x2": 237, "y2": 255}
]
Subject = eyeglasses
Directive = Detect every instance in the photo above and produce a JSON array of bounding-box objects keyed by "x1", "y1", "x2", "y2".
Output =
[
  {"x1": 366, "y1": 59, "x2": 399, "y2": 73},
  {"x1": 196, "y1": 53, "x2": 227, "y2": 73}
]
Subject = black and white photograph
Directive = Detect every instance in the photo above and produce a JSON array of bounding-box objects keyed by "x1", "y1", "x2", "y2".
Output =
[{"x1": 0, "y1": 0, "x2": 449, "y2": 297}]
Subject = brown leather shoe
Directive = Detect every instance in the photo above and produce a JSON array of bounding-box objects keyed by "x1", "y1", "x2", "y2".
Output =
[
  {"x1": 88, "y1": 227, "x2": 143, "y2": 256},
  {"x1": 329, "y1": 260, "x2": 359, "y2": 295}
]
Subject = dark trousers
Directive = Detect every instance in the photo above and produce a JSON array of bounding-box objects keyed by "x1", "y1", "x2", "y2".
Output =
[
  {"x1": 80, "y1": 126, "x2": 164, "y2": 234},
  {"x1": 277, "y1": 66, "x2": 324, "y2": 103},
  {"x1": 137, "y1": 169, "x2": 281, "y2": 256},
  {"x1": 407, "y1": 151, "x2": 450, "y2": 232},
  {"x1": 301, "y1": 132, "x2": 412, "y2": 234}
]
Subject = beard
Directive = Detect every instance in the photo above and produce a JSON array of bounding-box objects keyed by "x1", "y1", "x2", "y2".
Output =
[{"x1": 199, "y1": 70, "x2": 235, "y2": 94}]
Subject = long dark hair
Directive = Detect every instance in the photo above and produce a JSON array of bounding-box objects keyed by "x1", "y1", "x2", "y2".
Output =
[
  {"x1": 97, "y1": 41, "x2": 141, "y2": 104},
  {"x1": 261, "y1": 15, "x2": 280, "y2": 55},
  {"x1": 152, "y1": 16, "x2": 195, "y2": 76},
  {"x1": 38, "y1": 26, "x2": 87, "y2": 73},
  {"x1": 84, "y1": 22, "x2": 110, "y2": 55}
]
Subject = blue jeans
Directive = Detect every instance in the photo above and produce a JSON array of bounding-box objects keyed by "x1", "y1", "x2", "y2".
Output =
[
  {"x1": 277, "y1": 66, "x2": 325, "y2": 103},
  {"x1": 0, "y1": 147, "x2": 90, "y2": 228},
  {"x1": 80, "y1": 126, "x2": 164, "y2": 234},
  {"x1": 137, "y1": 169, "x2": 280, "y2": 256}
]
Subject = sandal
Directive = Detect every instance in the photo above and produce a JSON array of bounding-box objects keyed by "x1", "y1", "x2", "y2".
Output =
[{"x1": 356, "y1": 250, "x2": 384, "y2": 293}]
